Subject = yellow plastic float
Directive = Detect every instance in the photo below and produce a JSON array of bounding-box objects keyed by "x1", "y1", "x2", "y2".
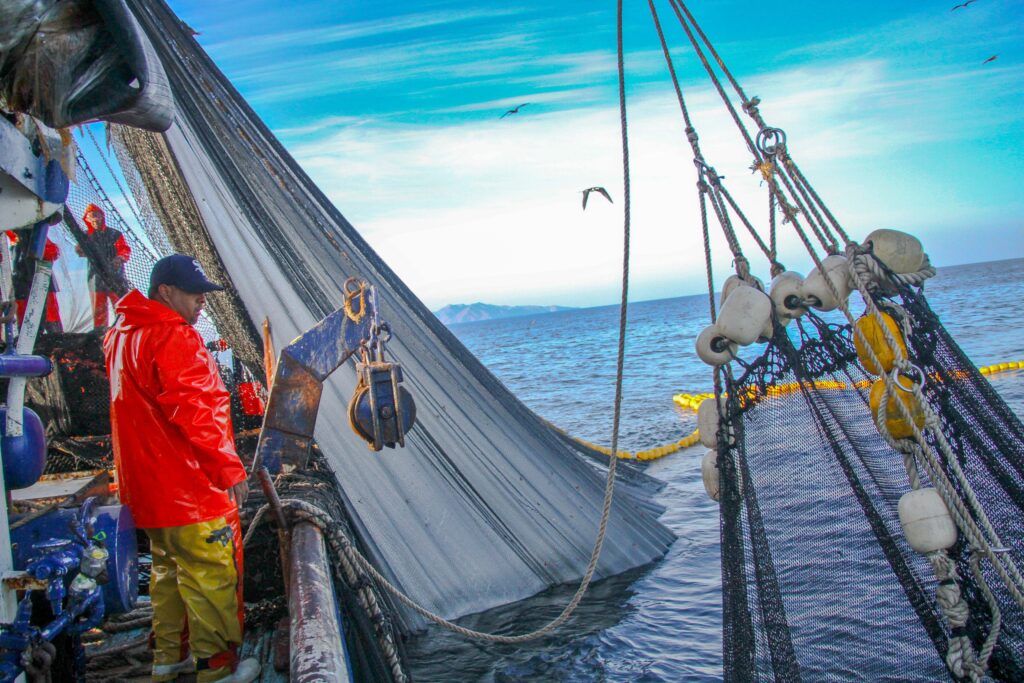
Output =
[{"x1": 854, "y1": 311, "x2": 907, "y2": 375}]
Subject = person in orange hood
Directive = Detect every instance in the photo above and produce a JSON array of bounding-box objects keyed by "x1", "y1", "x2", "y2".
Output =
[
  {"x1": 5, "y1": 230, "x2": 62, "y2": 333},
  {"x1": 104, "y1": 254, "x2": 259, "y2": 683},
  {"x1": 77, "y1": 203, "x2": 131, "y2": 328}
]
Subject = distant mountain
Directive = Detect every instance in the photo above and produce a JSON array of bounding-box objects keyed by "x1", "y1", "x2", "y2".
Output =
[{"x1": 434, "y1": 302, "x2": 575, "y2": 325}]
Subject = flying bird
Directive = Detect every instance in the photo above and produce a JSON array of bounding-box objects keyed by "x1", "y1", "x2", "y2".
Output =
[
  {"x1": 951, "y1": 0, "x2": 976, "y2": 9},
  {"x1": 581, "y1": 186, "x2": 613, "y2": 210},
  {"x1": 982, "y1": 55, "x2": 998, "y2": 64},
  {"x1": 500, "y1": 103, "x2": 530, "y2": 118}
]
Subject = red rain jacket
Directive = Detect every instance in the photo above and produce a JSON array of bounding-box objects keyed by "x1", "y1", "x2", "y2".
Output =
[
  {"x1": 83, "y1": 203, "x2": 132, "y2": 261},
  {"x1": 104, "y1": 290, "x2": 246, "y2": 528}
]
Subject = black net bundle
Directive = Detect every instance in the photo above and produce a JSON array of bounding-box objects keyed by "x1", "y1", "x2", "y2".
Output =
[{"x1": 716, "y1": 284, "x2": 1024, "y2": 681}]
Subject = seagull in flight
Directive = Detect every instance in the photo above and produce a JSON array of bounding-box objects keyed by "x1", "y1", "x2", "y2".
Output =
[
  {"x1": 950, "y1": 0, "x2": 976, "y2": 9},
  {"x1": 982, "y1": 55, "x2": 998, "y2": 64},
  {"x1": 581, "y1": 187, "x2": 613, "y2": 210},
  {"x1": 500, "y1": 103, "x2": 530, "y2": 118}
]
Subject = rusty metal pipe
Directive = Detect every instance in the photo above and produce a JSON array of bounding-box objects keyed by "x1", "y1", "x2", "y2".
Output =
[
  {"x1": 289, "y1": 521, "x2": 351, "y2": 683},
  {"x1": 257, "y1": 466, "x2": 291, "y2": 596}
]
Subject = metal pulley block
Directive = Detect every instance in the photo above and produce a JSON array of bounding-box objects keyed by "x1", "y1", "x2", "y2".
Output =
[{"x1": 348, "y1": 360, "x2": 416, "y2": 451}]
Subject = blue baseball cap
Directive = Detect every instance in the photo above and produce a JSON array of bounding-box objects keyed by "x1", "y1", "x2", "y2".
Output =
[{"x1": 150, "y1": 254, "x2": 224, "y2": 294}]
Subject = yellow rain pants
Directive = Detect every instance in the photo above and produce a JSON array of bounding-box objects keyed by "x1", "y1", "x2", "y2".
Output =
[{"x1": 146, "y1": 509, "x2": 244, "y2": 682}]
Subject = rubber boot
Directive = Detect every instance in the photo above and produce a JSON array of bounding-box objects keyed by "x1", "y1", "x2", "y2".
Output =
[
  {"x1": 152, "y1": 651, "x2": 195, "y2": 681},
  {"x1": 208, "y1": 657, "x2": 260, "y2": 683}
]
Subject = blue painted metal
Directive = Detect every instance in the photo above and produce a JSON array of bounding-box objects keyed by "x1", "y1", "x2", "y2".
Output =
[
  {"x1": 255, "y1": 281, "x2": 417, "y2": 471},
  {"x1": 0, "y1": 354, "x2": 53, "y2": 378},
  {"x1": 0, "y1": 501, "x2": 113, "y2": 682},
  {"x1": 0, "y1": 117, "x2": 69, "y2": 205},
  {"x1": 26, "y1": 222, "x2": 50, "y2": 260},
  {"x1": 11, "y1": 505, "x2": 139, "y2": 615},
  {"x1": 0, "y1": 406, "x2": 47, "y2": 490}
]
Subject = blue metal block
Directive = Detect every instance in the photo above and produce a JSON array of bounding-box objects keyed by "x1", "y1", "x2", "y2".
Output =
[
  {"x1": 253, "y1": 428, "x2": 313, "y2": 474},
  {"x1": 11, "y1": 505, "x2": 139, "y2": 615},
  {"x1": 284, "y1": 307, "x2": 372, "y2": 382}
]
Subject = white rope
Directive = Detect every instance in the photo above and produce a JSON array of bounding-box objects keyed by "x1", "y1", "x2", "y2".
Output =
[{"x1": 843, "y1": 247, "x2": 1024, "y2": 678}]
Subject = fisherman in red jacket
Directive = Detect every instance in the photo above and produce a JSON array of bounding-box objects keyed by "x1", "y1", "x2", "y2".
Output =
[
  {"x1": 78, "y1": 203, "x2": 131, "y2": 328},
  {"x1": 5, "y1": 230, "x2": 62, "y2": 333},
  {"x1": 104, "y1": 254, "x2": 259, "y2": 683}
]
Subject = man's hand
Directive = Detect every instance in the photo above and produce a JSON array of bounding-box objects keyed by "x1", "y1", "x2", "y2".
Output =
[{"x1": 228, "y1": 480, "x2": 250, "y2": 508}]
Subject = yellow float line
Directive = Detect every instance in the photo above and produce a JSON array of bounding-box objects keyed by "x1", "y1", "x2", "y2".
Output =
[
  {"x1": 573, "y1": 429, "x2": 702, "y2": 461},
  {"x1": 979, "y1": 360, "x2": 1024, "y2": 375},
  {"x1": 551, "y1": 361, "x2": 1023, "y2": 463},
  {"x1": 672, "y1": 360, "x2": 1024, "y2": 413},
  {"x1": 543, "y1": 419, "x2": 702, "y2": 462}
]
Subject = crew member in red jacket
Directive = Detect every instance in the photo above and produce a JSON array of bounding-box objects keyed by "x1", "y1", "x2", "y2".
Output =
[
  {"x1": 78, "y1": 203, "x2": 131, "y2": 328},
  {"x1": 5, "y1": 230, "x2": 62, "y2": 333},
  {"x1": 104, "y1": 254, "x2": 259, "y2": 683}
]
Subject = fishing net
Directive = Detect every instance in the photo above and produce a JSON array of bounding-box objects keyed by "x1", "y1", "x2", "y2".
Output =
[
  {"x1": 6, "y1": 144, "x2": 259, "y2": 472},
  {"x1": 717, "y1": 285, "x2": 1024, "y2": 682},
  {"x1": 92, "y1": 0, "x2": 675, "y2": 635},
  {"x1": 631, "y1": 1, "x2": 1024, "y2": 678}
]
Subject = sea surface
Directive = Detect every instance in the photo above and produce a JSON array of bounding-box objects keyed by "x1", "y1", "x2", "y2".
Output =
[{"x1": 404, "y1": 257, "x2": 1024, "y2": 682}]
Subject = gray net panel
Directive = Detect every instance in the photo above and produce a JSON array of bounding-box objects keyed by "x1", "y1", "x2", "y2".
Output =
[{"x1": 113, "y1": 0, "x2": 675, "y2": 632}]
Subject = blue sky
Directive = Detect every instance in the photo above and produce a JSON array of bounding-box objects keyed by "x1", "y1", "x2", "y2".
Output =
[{"x1": 162, "y1": 0, "x2": 1024, "y2": 309}]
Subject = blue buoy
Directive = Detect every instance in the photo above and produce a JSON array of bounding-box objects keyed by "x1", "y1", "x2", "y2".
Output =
[{"x1": 0, "y1": 406, "x2": 47, "y2": 490}]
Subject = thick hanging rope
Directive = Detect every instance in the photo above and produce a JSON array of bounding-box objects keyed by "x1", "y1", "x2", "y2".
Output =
[
  {"x1": 666, "y1": 0, "x2": 845, "y2": 256},
  {"x1": 243, "y1": 0, "x2": 637, "y2": 647},
  {"x1": 652, "y1": 2, "x2": 1021, "y2": 678}
]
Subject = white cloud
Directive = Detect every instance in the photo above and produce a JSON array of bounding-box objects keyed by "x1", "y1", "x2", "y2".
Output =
[
  {"x1": 207, "y1": 7, "x2": 524, "y2": 60},
  {"x1": 279, "y1": 54, "x2": 1024, "y2": 309}
]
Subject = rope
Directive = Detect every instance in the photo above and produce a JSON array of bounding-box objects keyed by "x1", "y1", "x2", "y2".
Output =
[
  {"x1": 850, "y1": 248, "x2": 937, "y2": 293},
  {"x1": 648, "y1": 0, "x2": 752, "y2": 283},
  {"x1": 671, "y1": 0, "x2": 849, "y2": 253},
  {"x1": 243, "y1": 497, "x2": 407, "y2": 682},
  {"x1": 645, "y1": 0, "x2": 715, "y2": 323},
  {"x1": 665, "y1": 0, "x2": 761, "y2": 162},
  {"x1": 844, "y1": 248, "x2": 1024, "y2": 679},
  {"x1": 243, "y1": 0, "x2": 638, "y2": 649},
  {"x1": 651, "y1": 1, "x2": 1020, "y2": 675},
  {"x1": 84, "y1": 126, "x2": 148, "y2": 240}
]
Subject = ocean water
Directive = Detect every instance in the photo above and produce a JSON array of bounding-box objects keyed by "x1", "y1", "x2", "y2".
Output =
[{"x1": 404, "y1": 258, "x2": 1024, "y2": 681}]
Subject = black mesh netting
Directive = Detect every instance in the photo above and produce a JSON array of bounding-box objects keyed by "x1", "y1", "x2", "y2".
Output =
[{"x1": 717, "y1": 288, "x2": 1024, "y2": 682}]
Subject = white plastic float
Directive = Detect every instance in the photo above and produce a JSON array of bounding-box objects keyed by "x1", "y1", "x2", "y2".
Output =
[
  {"x1": 702, "y1": 449, "x2": 720, "y2": 502},
  {"x1": 898, "y1": 488, "x2": 957, "y2": 554},
  {"x1": 698, "y1": 395, "x2": 727, "y2": 449},
  {"x1": 801, "y1": 254, "x2": 852, "y2": 312},
  {"x1": 769, "y1": 271, "x2": 807, "y2": 321},
  {"x1": 864, "y1": 229, "x2": 925, "y2": 274},
  {"x1": 717, "y1": 285, "x2": 773, "y2": 346},
  {"x1": 696, "y1": 325, "x2": 737, "y2": 367}
]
